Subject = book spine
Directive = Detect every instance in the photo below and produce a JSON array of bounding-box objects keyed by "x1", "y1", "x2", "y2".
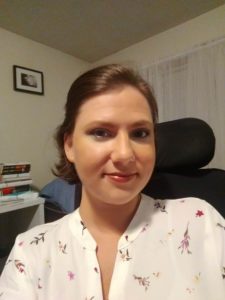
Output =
[
  {"x1": 0, "y1": 194, "x2": 25, "y2": 202},
  {"x1": 1, "y1": 166, "x2": 31, "y2": 175},
  {"x1": 0, "y1": 185, "x2": 30, "y2": 196},
  {"x1": 0, "y1": 179, "x2": 33, "y2": 189},
  {"x1": 0, "y1": 191, "x2": 38, "y2": 202},
  {"x1": 0, "y1": 163, "x2": 31, "y2": 175},
  {"x1": 0, "y1": 162, "x2": 30, "y2": 167},
  {"x1": 0, "y1": 173, "x2": 31, "y2": 181}
]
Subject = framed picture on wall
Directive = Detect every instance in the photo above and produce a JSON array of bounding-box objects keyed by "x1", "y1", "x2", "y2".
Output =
[{"x1": 13, "y1": 65, "x2": 44, "y2": 95}]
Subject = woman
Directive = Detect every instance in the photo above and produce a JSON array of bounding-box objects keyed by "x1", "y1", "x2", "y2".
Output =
[{"x1": 0, "y1": 64, "x2": 224, "y2": 299}]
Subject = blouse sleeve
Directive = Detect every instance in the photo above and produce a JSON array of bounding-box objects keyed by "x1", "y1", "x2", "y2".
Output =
[
  {"x1": 0, "y1": 234, "x2": 36, "y2": 300},
  {"x1": 209, "y1": 203, "x2": 225, "y2": 279}
]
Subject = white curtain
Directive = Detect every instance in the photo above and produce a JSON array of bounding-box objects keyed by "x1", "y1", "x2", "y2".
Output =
[{"x1": 139, "y1": 37, "x2": 225, "y2": 169}]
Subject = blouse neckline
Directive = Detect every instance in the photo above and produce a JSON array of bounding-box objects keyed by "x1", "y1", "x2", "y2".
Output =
[{"x1": 69, "y1": 194, "x2": 154, "y2": 250}]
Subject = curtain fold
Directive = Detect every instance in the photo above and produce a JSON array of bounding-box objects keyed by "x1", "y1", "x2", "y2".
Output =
[{"x1": 139, "y1": 38, "x2": 225, "y2": 169}]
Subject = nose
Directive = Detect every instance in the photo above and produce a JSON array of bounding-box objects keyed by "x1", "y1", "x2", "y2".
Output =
[{"x1": 110, "y1": 132, "x2": 135, "y2": 164}]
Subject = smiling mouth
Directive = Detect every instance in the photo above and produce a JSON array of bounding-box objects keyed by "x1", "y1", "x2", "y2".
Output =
[{"x1": 104, "y1": 173, "x2": 137, "y2": 183}]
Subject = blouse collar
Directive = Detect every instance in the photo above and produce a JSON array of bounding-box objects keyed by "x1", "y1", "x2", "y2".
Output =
[{"x1": 69, "y1": 194, "x2": 154, "y2": 250}]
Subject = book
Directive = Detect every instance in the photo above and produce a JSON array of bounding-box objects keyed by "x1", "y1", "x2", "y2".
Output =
[
  {"x1": 1, "y1": 166, "x2": 30, "y2": 175},
  {"x1": 0, "y1": 191, "x2": 38, "y2": 202},
  {"x1": 0, "y1": 194, "x2": 25, "y2": 202},
  {"x1": 0, "y1": 162, "x2": 30, "y2": 168},
  {"x1": 0, "y1": 199, "x2": 25, "y2": 206},
  {"x1": 0, "y1": 162, "x2": 31, "y2": 175},
  {"x1": 0, "y1": 173, "x2": 31, "y2": 182},
  {"x1": 0, "y1": 184, "x2": 30, "y2": 196},
  {"x1": 0, "y1": 179, "x2": 33, "y2": 189}
]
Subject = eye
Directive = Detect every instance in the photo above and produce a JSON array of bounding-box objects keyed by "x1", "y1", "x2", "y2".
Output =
[
  {"x1": 131, "y1": 128, "x2": 150, "y2": 139},
  {"x1": 89, "y1": 128, "x2": 112, "y2": 139}
]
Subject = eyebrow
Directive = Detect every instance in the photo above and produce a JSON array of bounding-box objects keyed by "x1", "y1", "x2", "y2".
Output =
[
  {"x1": 130, "y1": 120, "x2": 153, "y2": 127},
  {"x1": 85, "y1": 120, "x2": 153, "y2": 128}
]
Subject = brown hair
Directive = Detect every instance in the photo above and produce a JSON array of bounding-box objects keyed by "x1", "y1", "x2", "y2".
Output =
[{"x1": 54, "y1": 64, "x2": 158, "y2": 183}]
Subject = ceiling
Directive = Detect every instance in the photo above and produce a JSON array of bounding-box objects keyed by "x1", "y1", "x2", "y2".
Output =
[{"x1": 0, "y1": 0, "x2": 224, "y2": 63}]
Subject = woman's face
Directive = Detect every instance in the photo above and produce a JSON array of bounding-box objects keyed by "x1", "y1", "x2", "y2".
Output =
[{"x1": 64, "y1": 85, "x2": 155, "y2": 206}]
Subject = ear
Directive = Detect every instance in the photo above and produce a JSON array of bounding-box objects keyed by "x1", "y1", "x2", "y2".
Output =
[{"x1": 64, "y1": 133, "x2": 76, "y2": 163}]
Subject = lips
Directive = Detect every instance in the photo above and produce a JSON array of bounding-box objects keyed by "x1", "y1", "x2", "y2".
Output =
[{"x1": 104, "y1": 172, "x2": 137, "y2": 183}]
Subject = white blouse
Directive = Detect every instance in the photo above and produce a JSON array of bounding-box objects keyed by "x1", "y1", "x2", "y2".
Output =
[{"x1": 0, "y1": 195, "x2": 225, "y2": 300}]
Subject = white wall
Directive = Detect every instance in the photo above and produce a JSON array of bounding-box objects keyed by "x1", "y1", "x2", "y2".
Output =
[
  {"x1": 95, "y1": 4, "x2": 225, "y2": 68},
  {"x1": 0, "y1": 28, "x2": 90, "y2": 189}
]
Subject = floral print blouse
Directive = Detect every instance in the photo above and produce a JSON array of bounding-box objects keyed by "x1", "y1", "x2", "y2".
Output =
[{"x1": 0, "y1": 195, "x2": 225, "y2": 300}]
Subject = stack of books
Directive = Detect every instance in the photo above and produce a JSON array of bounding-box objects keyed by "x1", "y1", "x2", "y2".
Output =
[{"x1": 0, "y1": 162, "x2": 33, "y2": 202}]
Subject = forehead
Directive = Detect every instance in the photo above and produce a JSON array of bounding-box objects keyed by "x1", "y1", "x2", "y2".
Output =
[{"x1": 76, "y1": 86, "x2": 153, "y2": 125}]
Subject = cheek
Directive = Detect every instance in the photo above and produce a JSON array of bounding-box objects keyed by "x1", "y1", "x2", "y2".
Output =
[
  {"x1": 141, "y1": 152, "x2": 155, "y2": 188},
  {"x1": 139, "y1": 143, "x2": 155, "y2": 159},
  {"x1": 73, "y1": 144, "x2": 108, "y2": 173},
  {"x1": 139, "y1": 146, "x2": 156, "y2": 170}
]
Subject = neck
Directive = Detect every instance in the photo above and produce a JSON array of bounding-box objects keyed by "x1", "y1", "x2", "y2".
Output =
[{"x1": 79, "y1": 191, "x2": 141, "y2": 237}]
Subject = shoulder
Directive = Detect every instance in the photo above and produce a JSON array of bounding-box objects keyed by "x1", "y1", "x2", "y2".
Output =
[
  {"x1": 142, "y1": 193, "x2": 210, "y2": 210},
  {"x1": 14, "y1": 212, "x2": 74, "y2": 249},
  {"x1": 164, "y1": 197, "x2": 212, "y2": 212},
  {"x1": 164, "y1": 197, "x2": 224, "y2": 221},
  {"x1": 142, "y1": 193, "x2": 224, "y2": 223},
  {"x1": 1, "y1": 212, "x2": 79, "y2": 291}
]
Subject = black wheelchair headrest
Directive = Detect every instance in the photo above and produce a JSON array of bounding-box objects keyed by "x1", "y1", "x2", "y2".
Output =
[{"x1": 155, "y1": 118, "x2": 215, "y2": 171}]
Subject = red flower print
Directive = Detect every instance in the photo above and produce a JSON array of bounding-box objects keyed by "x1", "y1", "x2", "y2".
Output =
[
  {"x1": 196, "y1": 210, "x2": 204, "y2": 217},
  {"x1": 67, "y1": 271, "x2": 75, "y2": 280}
]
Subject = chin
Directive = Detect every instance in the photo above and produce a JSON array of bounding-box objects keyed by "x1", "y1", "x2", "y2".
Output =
[{"x1": 99, "y1": 190, "x2": 141, "y2": 206}]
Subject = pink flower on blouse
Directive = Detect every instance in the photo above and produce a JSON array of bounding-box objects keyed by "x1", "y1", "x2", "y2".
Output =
[
  {"x1": 15, "y1": 260, "x2": 26, "y2": 274},
  {"x1": 67, "y1": 271, "x2": 75, "y2": 280},
  {"x1": 196, "y1": 210, "x2": 204, "y2": 217},
  {"x1": 178, "y1": 224, "x2": 192, "y2": 254}
]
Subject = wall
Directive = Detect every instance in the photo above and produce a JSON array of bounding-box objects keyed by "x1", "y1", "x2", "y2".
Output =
[
  {"x1": 95, "y1": 4, "x2": 225, "y2": 68},
  {"x1": 0, "y1": 28, "x2": 90, "y2": 189}
]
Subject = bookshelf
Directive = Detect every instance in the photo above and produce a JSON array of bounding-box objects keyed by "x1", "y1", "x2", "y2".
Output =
[{"x1": 0, "y1": 196, "x2": 44, "y2": 214}]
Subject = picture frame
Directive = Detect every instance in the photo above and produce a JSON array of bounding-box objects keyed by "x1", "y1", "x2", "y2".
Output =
[{"x1": 13, "y1": 65, "x2": 44, "y2": 95}]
